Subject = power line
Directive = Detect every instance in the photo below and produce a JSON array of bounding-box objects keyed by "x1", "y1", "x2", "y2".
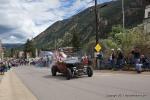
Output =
[
  {"x1": 72, "y1": 0, "x2": 95, "y2": 14},
  {"x1": 53, "y1": 0, "x2": 95, "y2": 18}
]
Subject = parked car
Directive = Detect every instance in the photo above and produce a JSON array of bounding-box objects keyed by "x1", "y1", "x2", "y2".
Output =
[{"x1": 51, "y1": 57, "x2": 93, "y2": 80}]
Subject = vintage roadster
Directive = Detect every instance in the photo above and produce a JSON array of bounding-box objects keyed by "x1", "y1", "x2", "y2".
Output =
[{"x1": 51, "y1": 57, "x2": 93, "y2": 80}]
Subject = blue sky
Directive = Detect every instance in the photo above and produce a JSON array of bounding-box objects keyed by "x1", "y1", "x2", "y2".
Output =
[{"x1": 0, "y1": 0, "x2": 112, "y2": 43}]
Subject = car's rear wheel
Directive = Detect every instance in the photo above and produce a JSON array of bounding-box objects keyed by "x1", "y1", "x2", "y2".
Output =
[
  {"x1": 51, "y1": 66, "x2": 57, "y2": 76},
  {"x1": 66, "y1": 68, "x2": 72, "y2": 80},
  {"x1": 87, "y1": 67, "x2": 93, "y2": 77}
]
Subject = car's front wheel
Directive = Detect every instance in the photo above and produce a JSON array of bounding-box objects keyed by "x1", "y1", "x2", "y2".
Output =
[
  {"x1": 87, "y1": 67, "x2": 93, "y2": 77},
  {"x1": 51, "y1": 66, "x2": 57, "y2": 76},
  {"x1": 66, "y1": 68, "x2": 72, "y2": 80}
]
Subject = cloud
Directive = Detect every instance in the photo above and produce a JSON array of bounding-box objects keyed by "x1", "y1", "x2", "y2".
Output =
[{"x1": 0, "y1": 0, "x2": 111, "y2": 44}]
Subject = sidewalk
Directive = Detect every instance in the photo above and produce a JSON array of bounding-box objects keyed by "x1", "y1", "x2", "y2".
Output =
[
  {"x1": 94, "y1": 70, "x2": 150, "y2": 75},
  {"x1": 0, "y1": 69, "x2": 37, "y2": 100},
  {"x1": 0, "y1": 75, "x2": 3, "y2": 82}
]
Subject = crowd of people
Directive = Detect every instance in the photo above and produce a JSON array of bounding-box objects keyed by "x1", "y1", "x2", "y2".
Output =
[
  {"x1": 0, "y1": 47, "x2": 150, "y2": 74},
  {"x1": 0, "y1": 60, "x2": 12, "y2": 75},
  {"x1": 53, "y1": 48, "x2": 150, "y2": 73},
  {"x1": 105, "y1": 47, "x2": 150, "y2": 72},
  {"x1": 109, "y1": 48, "x2": 125, "y2": 70},
  {"x1": 0, "y1": 56, "x2": 54, "y2": 75}
]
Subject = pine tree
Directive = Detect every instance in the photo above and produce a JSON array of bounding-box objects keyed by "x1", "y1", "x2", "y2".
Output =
[
  {"x1": 24, "y1": 39, "x2": 36, "y2": 58},
  {"x1": 71, "y1": 29, "x2": 81, "y2": 52},
  {"x1": 10, "y1": 48, "x2": 15, "y2": 57}
]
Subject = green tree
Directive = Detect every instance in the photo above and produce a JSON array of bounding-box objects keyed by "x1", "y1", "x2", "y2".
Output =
[
  {"x1": 10, "y1": 48, "x2": 16, "y2": 57},
  {"x1": 107, "y1": 24, "x2": 150, "y2": 55},
  {"x1": 24, "y1": 39, "x2": 36, "y2": 58},
  {"x1": 62, "y1": 32, "x2": 73, "y2": 47},
  {"x1": 71, "y1": 29, "x2": 81, "y2": 51}
]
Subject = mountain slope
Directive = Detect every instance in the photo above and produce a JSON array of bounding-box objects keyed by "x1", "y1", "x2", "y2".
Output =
[
  {"x1": 3, "y1": 43, "x2": 23, "y2": 49},
  {"x1": 33, "y1": 0, "x2": 149, "y2": 49}
]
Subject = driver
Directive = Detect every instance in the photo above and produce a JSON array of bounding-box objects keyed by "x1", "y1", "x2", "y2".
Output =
[{"x1": 58, "y1": 52, "x2": 67, "y2": 62}]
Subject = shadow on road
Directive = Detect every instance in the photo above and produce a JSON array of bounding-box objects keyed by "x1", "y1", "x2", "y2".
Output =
[
  {"x1": 43, "y1": 74, "x2": 67, "y2": 80},
  {"x1": 43, "y1": 74, "x2": 88, "y2": 81}
]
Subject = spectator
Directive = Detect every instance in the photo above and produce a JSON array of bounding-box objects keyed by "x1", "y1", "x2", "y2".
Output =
[
  {"x1": 135, "y1": 59, "x2": 142, "y2": 73},
  {"x1": 0, "y1": 62, "x2": 5, "y2": 75},
  {"x1": 110, "y1": 49, "x2": 115, "y2": 70},
  {"x1": 97, "y1": 51, "x2": 104, "y2": 69},
  {"x1": 131, "y1": 47, "x2": 140, "y2": 64},
  {"x1": 140, "y1": 55, "x2": 150, "y2": 70},
  {"x1": 116, "y1": 48, "x2": 124, "y2": 70},
  {"x1": 82, "y1": 55, "x2": 89, "y2": 66}
]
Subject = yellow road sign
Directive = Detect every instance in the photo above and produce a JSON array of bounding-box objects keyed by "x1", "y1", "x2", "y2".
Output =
[{"x1": 95, "y1": 43, "x2": 102, "y2": 52}]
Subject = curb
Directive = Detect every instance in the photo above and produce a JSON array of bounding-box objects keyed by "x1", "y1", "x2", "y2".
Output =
[{"x1": 94, "y1": 70, "x2": 150, "y2": 75}]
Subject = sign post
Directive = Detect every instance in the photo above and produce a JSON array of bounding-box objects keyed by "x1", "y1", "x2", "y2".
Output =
[
  {"x1": 95, "y1": 43, "x2": 102, "y2": 69},
  {"x1": 95, "y1": 43, "x2": 102, "y2": 52}
]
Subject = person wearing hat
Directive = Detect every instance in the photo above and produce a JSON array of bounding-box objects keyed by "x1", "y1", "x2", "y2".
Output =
[
  {"x1": 110, "y1": 49, "x2": 115, "y2": 69},
  {"x1": 116, "y1": 48, "x2": 124, "y2": 70}
]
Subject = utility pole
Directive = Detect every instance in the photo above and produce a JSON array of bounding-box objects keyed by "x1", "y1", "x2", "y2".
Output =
[
  {"x1": 122, "y1": 0, "x2": 127, "y2": 50},
  {"x1": 122, "y1": 0, "x2": 125, "y2": 29},
  {"x1": 94, "y1": 0, "x2": 108, "y2": 69},
  {"x1": 111, "y1": 0, "x2": 124, "y2": 29},
  {"x1": 95, "y1": 0, "x2": 99, "y2": 45},
  {"x1": 94, "y1": 0, "x2": 99, "y2": 69}
]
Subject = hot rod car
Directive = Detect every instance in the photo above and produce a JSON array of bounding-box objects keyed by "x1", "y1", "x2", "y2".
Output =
[{"x1": 51, "y1": 57, "x2": 93, "y2": 80}]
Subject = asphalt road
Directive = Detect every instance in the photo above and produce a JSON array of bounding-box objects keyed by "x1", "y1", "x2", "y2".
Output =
[{"x1": 14, "y1": 66, "x2": 150, "y2": 100}]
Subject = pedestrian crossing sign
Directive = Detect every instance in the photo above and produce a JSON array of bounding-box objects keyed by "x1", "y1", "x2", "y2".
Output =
[{"x1": 95, "y1": 43, "x2": 101, "y2": 52}]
